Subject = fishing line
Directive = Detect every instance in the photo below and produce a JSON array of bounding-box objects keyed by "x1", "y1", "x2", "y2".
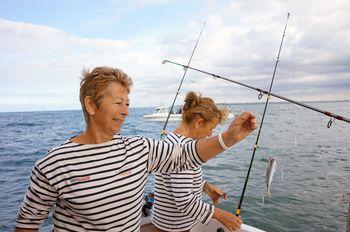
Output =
[{"x1": 160, "y1": 23, "x2": 206, "y2": 139}]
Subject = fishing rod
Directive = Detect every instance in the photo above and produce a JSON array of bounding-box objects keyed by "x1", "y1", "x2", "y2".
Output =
[
  {"x1": 235, "y1": 13, "x2": 289, "y2": 217},
  {"x1": 160, "y1": 23, "x2": 206, "y2": 139},
  {"x1": 161, "y1": 60, "x2": 350, "y2": 126}
]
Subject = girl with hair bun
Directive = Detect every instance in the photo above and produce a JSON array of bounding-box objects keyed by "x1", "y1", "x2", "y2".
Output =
[{"x1": 152, "y1": 92, "x2": 240, "y2": 232}]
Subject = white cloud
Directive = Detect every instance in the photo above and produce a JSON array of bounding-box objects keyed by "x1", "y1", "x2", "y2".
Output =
[{"x1": 0, "y1": 0, "x2": 350, "y2": 112}]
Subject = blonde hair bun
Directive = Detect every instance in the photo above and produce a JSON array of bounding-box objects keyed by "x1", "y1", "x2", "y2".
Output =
[
  {"x1": 182, "y1": 91, "x2": 226, "y2": 124},
  {"x1": 183, "y1": 92, "x2": 201, "y2": 111}
]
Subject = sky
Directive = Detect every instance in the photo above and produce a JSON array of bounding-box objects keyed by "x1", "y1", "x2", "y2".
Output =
[{"x1": 0, "y1": 0, "x2": 349, "y2": 112}]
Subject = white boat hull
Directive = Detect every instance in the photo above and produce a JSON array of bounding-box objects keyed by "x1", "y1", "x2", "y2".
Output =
[
  {"x1": 143, "y1": 114, "x2": 182, "y2": 122},
  {"x1": 143, "y1": 105, "x2": 234, "y2": 122}
]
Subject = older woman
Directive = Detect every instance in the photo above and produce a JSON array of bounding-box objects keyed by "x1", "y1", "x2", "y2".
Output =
[
  {"x1": 15, "y1": 66, "x2": 257, "y2": 232},
  {"x1": 152, "y1": 92, "x2": 240, "y2": 232}
]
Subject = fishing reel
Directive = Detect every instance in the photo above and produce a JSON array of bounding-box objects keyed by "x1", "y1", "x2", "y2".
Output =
[{"x1": 142, "y1": 192, "x2": 154, "y2": 217}]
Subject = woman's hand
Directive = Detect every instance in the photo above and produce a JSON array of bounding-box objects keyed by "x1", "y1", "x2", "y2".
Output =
[
  {"x1": 222, "y1": 112, "x2": 257, "y2": 148},
  {"x1": 203, "y1": 182, "x2": 227, "y2": 206},
  {"x1": 195, "y1": 111, "x2": 257, "y2": 162},
  {"x1": 213, "y1": 207, "x2": 242, "y2": 232}
]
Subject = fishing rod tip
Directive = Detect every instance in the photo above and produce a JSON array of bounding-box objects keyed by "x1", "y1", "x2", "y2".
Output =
[{"x1": 162, "y1": 60, "x2": 167, "y2": 64}]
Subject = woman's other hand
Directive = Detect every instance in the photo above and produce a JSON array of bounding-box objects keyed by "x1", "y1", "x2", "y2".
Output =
[{"x1": 203, "y1": 182, "x2": 227, "y2": 206}]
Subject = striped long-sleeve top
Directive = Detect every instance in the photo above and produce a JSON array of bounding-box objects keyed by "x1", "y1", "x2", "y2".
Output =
[
  {"x1": 151, "y1": 132, "x2": 214, "y2": 231},
  {"x1": 16, "y1": 134, "x2": 203, "y2": 231}
]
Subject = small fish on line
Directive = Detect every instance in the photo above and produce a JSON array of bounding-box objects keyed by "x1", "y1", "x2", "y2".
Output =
[
  {"x1": 262, "y1": 156, "x2": 277, "y2": 203},
  {"x1": 265, "y1": 156, "x2": 277, "y2": 197}
]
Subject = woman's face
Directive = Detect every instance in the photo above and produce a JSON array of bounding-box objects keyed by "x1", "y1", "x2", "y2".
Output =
[
  {"x1": 194, "y1": 118, "x2": 219, "y2": 139},
  {"x1": 92, "y1": 82, "x2": 129, "y2": 135}
]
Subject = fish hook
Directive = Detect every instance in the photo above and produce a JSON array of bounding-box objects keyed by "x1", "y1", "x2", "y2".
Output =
[
  {"x1": 258, "y1": 92, "x2": 264, "y2": 99},
  {"x1": 327, "y1": 117, "x2": 335, "y2": 128}
]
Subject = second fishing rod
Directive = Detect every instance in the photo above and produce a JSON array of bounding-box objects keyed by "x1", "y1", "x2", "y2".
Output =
[
  {"x1": 162, "y1": 58, "x2": 350, "y2": 126},
  {"x1": 160, "y1": 23, "x2": 206, "y2": 139}
]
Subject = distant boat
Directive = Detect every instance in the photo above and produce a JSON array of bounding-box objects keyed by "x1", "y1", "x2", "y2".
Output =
[
  {"x1": 224, "y1": 109, "x2": 234, "y2": 120},
  {"x1": 143, "y1": 106, "x2": 234, "y2": 122},
  {"x1": 143, "y1": 106, "x2": 182, "y2": 122}
]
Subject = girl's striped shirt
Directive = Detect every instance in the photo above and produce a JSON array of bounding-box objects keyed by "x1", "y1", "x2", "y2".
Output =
[
  {"x1": 151, "y1": 132, "x2": 214, "y2": 232},
  {"x1": 16, "y1": 134, "x2": 203, "y2": 232}
]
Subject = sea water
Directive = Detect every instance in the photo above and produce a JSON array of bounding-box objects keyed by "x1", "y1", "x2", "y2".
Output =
[{"x1": 0, "y1": 101, "x2": 349, "y2": 231}]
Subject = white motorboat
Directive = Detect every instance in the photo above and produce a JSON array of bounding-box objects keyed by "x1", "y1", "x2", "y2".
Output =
[
  {"x1": 143, "y1": 106, "x2": 182, "y2": 122},
  {"x1": 143, "y1": 106, "x2": 234, "y2": 122},
  {"x1": 226, "y1": 111, "x2": 234, "y2": 119}
]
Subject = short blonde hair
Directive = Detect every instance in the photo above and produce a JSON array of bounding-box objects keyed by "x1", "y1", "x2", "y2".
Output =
[
  {"x1": 182, "y1": 92, "x2": 226, "y2": 124},
  {"x1": 79, "y1": 66, "x2": 133, "y2": 122}
]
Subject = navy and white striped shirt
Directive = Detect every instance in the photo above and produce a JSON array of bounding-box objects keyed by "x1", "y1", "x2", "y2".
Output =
[
  {"x1": 16, "y1": 134, "x2": 202, "y2": 231},
  {"x1": 151, "y1": 133, "x2": 214, "y2": 231}
]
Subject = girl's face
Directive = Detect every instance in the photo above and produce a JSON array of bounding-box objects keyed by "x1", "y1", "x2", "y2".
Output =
[{"x1": 193, "y1": 117, "x2": 219, "y2": 139}]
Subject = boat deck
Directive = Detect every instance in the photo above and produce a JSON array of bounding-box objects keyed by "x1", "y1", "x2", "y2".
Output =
[{"x1": 141, "y1": 217, "x2": 265, "y2": 232}]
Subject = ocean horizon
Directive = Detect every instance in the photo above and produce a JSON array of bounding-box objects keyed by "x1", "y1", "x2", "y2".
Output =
[
  {"x1": 1, "y1": 99, "x2": 349, "y2": 114},
  {"x1": 0, "y1": 101, "x2": 349, "y2": 231}
]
